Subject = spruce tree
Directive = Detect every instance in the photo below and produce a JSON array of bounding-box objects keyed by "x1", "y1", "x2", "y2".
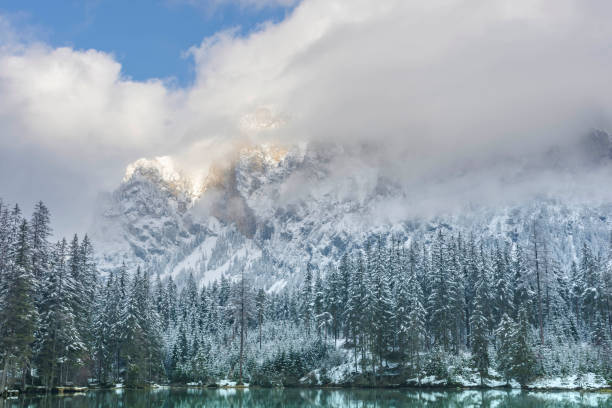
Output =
[
  {"x1": 300, "y1": 264, "x2": 313, "y2": 333},
  {"x1": 36, "y1": 239, "x2": 83, "y2": 388},
  {"x1": 429, "y1": 230, "x2": 451, "y2": 350},
  {"x1": 495, "y1": 313, "x2": 516, "y2": 383},
  {"x1": 395, "y1": 263, "x2": 411, "y2": 362},
  {"x1": 371, "y1": 238, "x2": 394, "y2": 368},
  {"x1": 471, "y1": 264, "x2": 490, "y2": 385},
  {"x1": 255, "y1": 289, "x2": 266, "y2": 350},
  {"x1": 509, "y1": 307, "x2": 537, "y2": 385},
  {"x1": 0, "y1": 219, "x2": 37, "y2": 393},
  {"x1": 346, "y1": 254, "x2": 366, "y2": 370},
  {"x1": 407, "y1": 269, "x2": 427, "y2": 376}
]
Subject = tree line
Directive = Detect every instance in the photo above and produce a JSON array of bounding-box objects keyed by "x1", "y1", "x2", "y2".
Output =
[
  {"x1": 0, "y1": 200, "x2": 97, "y2": 393},
  {"x1": 156, "y1": 228, "x2": 611, "y2": 386},
  {"x1": 1, "y1": 197, "x2": 611, "y2": 391}
]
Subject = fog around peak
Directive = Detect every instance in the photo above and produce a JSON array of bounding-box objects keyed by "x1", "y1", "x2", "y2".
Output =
[{"x1": 1, "y1": 1, "x2": 612, "y2": 236}]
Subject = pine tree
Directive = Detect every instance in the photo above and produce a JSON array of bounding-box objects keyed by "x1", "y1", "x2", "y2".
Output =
[
  {"x1": 512, "y1": 244, "x2": 531, "y2": 318},
  {"x1": 78, "y1": 235, "x2": 98, "y2": 361},
  {"x1": 92, "y1": 277, "x2": 110, "y2": 383},
  {"x1": 346, "y1": 254, "x2": 366, "y2": 370},
  {"x1": 0, "y1": 219, "x2": 37, "y2": 393},
  {"x1": 448, "y1": 237, "x2": 466, "y2": 353},
  {"x1": 471, "y1": 263, "x2": 490, "y2": 385},
  {"x1": 29, "y1": 201, "x2": 51, "y2": 285},
  {"x1": 68, "y1": 234, "x2": 90, "y2": 368},
  {"x1": 255, "y1": 289, "x2": 266, "y2": 350},
  {"x1": 108, "y1": 263, "x2": 127, "y2": 381},
  {"x1": 230, "y1": 269, "x2": 254, "y2": 384},
  {"x1": 531, "y1": 220, "x2": 545, "y2": 344},
  {"x1": 313, "y1": 270, "x2": 325, "y2": 337},
  {"x1": 429, "y1": 230, "x2": 451, "y2": 350},
  {"x1": 495, "y1": 313, "x2": 516, "y2": 383},
  {"x1": 325, "y1": 266, "x2": 342, "y2": 344},
  {"x1": 493, "y1": 241, "x2": 513, "y2": 324},
  {"x1": 338, "y1": 253, "x2": 351, "y2": 338},
  {"x1": 395, "y1": 261, "x2": 411, "y2": 361},
  {"x1": 370, "y1": 238, "x2": 394, "y2": 368},
  {"x1": 122, "y1": 267, "x2": 146, "y2": 386},
  {"x1": 407, "y1": 268, "x2": 427, "y2": 376},
  {"x1": 166, "y1": 276, "x2": 178, "y2": 326},
  {"x1": 580, "y1": 243, "x2": 599, "y2": 331},
  {"x1": 591, "y1": 311, "x2": 609, "y2": 360},
  {"x1": 569, "y1": 261, "x2": 583, "y2": 334},
  {"x1": 300, "y1": 264, "x2": 313, "y2": 333},
  {"x1": 464, "y1": 234, "x2": 479, "y2": 349},
  {"x1": 36, "y1": 239, "x2": 83, "y2": 388},
  {"x1": 508, "y1": 307, "x2": 537, "y2": 385}
]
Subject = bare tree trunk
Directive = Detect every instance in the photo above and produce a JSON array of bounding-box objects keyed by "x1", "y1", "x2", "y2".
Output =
[
  {"x1": 21, "y1": 363, "x2": 26, "y2": 390},
  {"x1": 533, "y1": 220, "x2": 544, "y2": 345},
  {"x1": 258, "y1": 318, "x2": 262, "y2": 351},
  {"x1": 354, "y1": 333, "x2": 358, "y2": 372},
  {"x1": 0, "y1": 355, "x2": 10, "y2": 395},
  {"x1": 238, "y1": 269, "x2": 245, "y2": 385}
]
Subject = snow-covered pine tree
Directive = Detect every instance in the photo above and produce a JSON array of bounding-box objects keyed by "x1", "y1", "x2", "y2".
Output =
[
  {"x1": 447, "y1": 237, "x2": 466, "y2": 353},
  {"x1": 325, "y1": 265, "x2": 342, "y2": 344},
  {"x1": 313, "y1": 270, "x2": 325, "y2": 338},
  {"x1": 299, "y1": 264, "x2": 313, "y2": 333},
  {"x1": 470, "y1": 260, "x2": 490, "y2": 385},
  {"x1": 255, "y1": 288, "x2": 266, "y2": 350},
  {"x1": 344, "y1": 253, "x2": 363, "y2": 370},
  {"x1": 29, "y1": 201, "x2": 51, "y2": 287},
  {"x1": 464, "y1": 233, "x2": 478, "y2": 349},
  {"x1": 580, "y1": 243, "x2": 598, "y2": 331},
  {"x1": 493, "y1": 241, "x2": 513, "y2": 326},
  {"x1": 395, "y1": 258, "x2": 411, "y2": 362},
  {"x1": 370, "y1": 237, "x2": 394, "y2": 369},
  {"x1": 79, "y1": 234, "x2": 98, "y2": 352},
  {"x1": 508, "y1": 307, "x2": 537, "y2": 385},
  {"x1": 67, "y1": 234, "x2": 90, "y2": 371},
  {"x1": 338, "y1": 253, "x2": 351, "y2": 338},
  {"x1": 0, "y1": 219, "x2": 37, "y2": 393},
  {"x1": 36, "y1": 239, "x2": 83, "y2": 388},
  {"x1": 429, "y1": 230, "x2": 451, "y2": 351},
  {"x1": 92, "y1": 275, "x2": 111, "y2": 383},
  {"x1": 230, "y1": 268, "x2": 255, "y2": 385},
  {"x1": 407, "y1": 266, "x2": 427, "y2": 376},
  {"x1": 495, "y1": 313, "x2": 516, "y2": 383},
  {"x1": 122, "y1": 267, "x2": 146, "y2": 385}
]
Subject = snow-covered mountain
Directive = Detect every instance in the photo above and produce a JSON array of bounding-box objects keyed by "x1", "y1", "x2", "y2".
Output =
[{"x1": 90, "y1": 132, "x2": 612, "y2": 289}]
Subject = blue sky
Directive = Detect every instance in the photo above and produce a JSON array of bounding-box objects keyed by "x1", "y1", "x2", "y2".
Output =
[{"x1": 1, "y1": 0, "x2": 296, "y2": 86}]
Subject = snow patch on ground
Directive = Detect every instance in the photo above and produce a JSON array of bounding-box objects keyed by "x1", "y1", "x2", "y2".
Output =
[
  {"x1": 217, "y1": 379, "x2": 249, "y2": 388},
  {"x1": 305, "y1": 360, "x2": 610, "y2": 391},
  {"x1": 527, "y1": 373, "x2": 609, "y2": 390}
]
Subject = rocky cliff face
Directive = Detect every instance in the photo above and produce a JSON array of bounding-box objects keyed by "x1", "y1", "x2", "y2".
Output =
[{"x1": 90, "y1": 134, "x2": 612, "y2": 289}]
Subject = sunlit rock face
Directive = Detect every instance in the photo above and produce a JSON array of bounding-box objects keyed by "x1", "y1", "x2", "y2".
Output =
[{"x1": 91, "y1": 132, "x2": 612, "y2": 291}]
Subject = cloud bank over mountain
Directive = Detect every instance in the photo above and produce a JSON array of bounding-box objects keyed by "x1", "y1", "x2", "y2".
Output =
[{"x1": 1, "y1": 1, "x2": 612, "y2": 235}]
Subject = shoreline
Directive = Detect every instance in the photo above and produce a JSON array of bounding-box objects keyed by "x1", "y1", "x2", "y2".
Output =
[{"x1": 3, "y1": 383, "x2": 611, "y2": 398}]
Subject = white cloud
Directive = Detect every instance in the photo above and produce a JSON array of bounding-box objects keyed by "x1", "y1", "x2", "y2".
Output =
[{"x1": 1, "y1": 0, "x2": 612, "y2": 235}]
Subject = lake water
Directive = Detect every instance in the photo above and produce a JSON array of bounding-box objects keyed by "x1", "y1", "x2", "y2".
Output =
[{"x1": 1, "y1": 388, "x2": 610, "y2": 407}]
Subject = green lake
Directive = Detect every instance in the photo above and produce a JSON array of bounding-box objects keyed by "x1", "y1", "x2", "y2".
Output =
[{"x1": 1, "y1": 388, "x2": 610, "y2": 407}]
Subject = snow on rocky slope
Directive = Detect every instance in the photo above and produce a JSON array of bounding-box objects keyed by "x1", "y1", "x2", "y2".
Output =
[{"x1": 90, "y1": 133, "x2": 612, "y2": 289}]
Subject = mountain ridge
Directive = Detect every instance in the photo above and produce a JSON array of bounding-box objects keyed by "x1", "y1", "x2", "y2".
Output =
[{"x1": 90, "y1": 133, "x2": 612, "y2": 289}]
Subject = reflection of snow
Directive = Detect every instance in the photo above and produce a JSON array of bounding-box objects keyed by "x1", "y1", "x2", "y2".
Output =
[{"x1": 218, "y1": 388, "x2": 237, "y2": 397}]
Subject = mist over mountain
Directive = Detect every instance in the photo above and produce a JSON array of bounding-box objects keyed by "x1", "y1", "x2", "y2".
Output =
[{"x1": 90, "y1": 129, "x2": 612, "y2": 290}]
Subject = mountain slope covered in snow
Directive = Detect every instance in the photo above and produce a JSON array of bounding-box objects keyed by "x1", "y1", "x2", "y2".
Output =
[{"x1": 90, "y1": 132, "x2": 612, "y2": 289}]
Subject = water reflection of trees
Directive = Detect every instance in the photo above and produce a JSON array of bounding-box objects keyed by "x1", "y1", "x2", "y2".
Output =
[{"x1": 2, "y1": 388, "x2": 610, "y2": 408}]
